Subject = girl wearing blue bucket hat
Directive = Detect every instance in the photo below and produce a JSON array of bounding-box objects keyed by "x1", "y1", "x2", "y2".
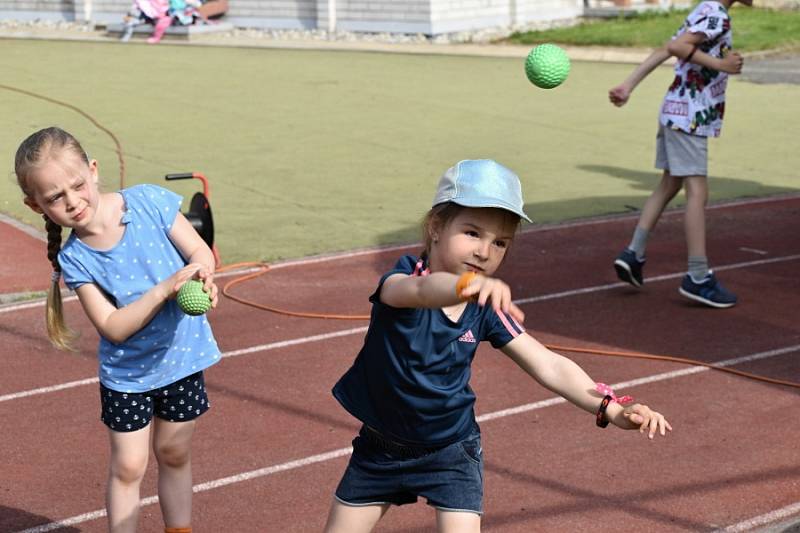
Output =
[{"x1": 325, "y1": 159, "x2": 671, "y2": 533}]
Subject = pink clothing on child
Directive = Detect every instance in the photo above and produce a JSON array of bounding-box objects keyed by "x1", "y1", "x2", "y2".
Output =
[{"x1": 136, "y1": 0, "x2": 168, "y2": 20}]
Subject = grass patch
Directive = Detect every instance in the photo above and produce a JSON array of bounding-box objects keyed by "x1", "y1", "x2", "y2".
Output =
[{"x1": 506, "y1": 6, "x2": 800, "y2": 52}]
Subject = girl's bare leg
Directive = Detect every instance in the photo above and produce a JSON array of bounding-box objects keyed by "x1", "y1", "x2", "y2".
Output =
[
  {"x1": 153, "y1": 418, "x2": 196, "y2": 528},
  {"x1": 107, "y1": 425, "x2": 152, "y2": 533},
  {"x1": 436, "y1": 509, "x2": 481, "y2": 533},
  {"x1": 323, "y1": 499, "x2": 390, "y2": 533}
]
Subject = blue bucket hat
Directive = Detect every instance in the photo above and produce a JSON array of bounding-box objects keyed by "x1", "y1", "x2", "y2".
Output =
[{"x1": 432, "y1": 159, "x2": 531, "y2": 222}]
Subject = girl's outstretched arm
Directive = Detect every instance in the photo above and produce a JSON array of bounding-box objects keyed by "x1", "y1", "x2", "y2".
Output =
[
  {"x1": 501, "y1": 333, "x2": 671, "y2": 438},
  {"x1": 381, "y1": 272, "x2": 462, "y2": 309},
  {"x1": 381, "y1": 272, "x2": 524, "y2": 323}
]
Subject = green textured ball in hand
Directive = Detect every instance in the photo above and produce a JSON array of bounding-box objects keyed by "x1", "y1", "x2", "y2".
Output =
[
  {"x1": 525, "y1": 44, "x2": 570, "y2": 89},
  {"x1": 176, "y1": 280, "x2": 211, "y2": 316}
]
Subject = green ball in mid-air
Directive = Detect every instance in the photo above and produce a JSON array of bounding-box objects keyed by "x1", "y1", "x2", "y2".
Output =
[
  {"x1": 176, "y1": 280, "x2": 211, "y2": 316},
  {"x1": 525, "y1": 44, "x2": 570, "y2": 89}
]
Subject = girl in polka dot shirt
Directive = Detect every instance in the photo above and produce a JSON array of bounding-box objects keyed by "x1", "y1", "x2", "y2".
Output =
[{"x1": 15, "y1": 126, "x2": 221, "y2": 533}]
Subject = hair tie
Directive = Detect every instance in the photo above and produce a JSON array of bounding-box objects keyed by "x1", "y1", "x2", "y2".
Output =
[
  {"x1": 51, "y1": 270, "x2": 61, "y2": 283},
  {"x1": 595, "y1": 382, "x2": 633, "y2": 404}
]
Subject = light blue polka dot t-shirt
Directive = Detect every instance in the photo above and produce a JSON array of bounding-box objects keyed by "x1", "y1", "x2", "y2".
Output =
[{"x1": 58, "y1": 184, "x2": 221, "y2": 393}]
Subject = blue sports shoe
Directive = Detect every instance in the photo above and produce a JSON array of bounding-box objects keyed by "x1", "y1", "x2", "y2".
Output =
[
  {"x1": 679, "y1": 272, "x2": 737, "y2": 308},
  {"x1": 614, "y1": 249, "x2": 645, "y2": 287}
]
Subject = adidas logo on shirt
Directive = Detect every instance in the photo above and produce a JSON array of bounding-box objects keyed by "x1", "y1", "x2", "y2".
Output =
[{"x1": 458, "y1": 330, "x2": 476, "y2": 343}]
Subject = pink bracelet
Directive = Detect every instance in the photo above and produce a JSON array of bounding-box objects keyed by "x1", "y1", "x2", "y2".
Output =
[
  {"x1": 595, "y1": 383, "x2": 633, "y2": 428},
  {"x1": 595, "y1": 383, "x2": 633, "y2": 404}
]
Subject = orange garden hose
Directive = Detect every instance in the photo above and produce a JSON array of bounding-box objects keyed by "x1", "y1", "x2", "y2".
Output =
[
  {"x1": 218, "y1": 261, "x2": 371, "y2": 320},
  {"x1": 217, "y1": 262, "x2": 800, "y2": 390}
]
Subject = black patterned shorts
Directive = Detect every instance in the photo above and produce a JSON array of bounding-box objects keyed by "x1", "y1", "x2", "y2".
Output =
[{"x1": 100, "y1": 371, "x2": 210, "y2": 432}]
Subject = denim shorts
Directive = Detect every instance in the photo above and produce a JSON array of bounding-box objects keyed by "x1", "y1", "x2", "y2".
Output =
[
  {"x1": 99, "y1": 371, "x2": 210, "y2": 432},
  {"x1": 655, "y1": 123, "x2": 708, "y2": 177},
  {"x1": 335, "y1": 424, "x2": 484, "y2": 514}
]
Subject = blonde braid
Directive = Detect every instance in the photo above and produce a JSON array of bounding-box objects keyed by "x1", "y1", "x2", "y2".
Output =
[{"x1": 44, "y1": 215, "x2": 77, "y2": 351}]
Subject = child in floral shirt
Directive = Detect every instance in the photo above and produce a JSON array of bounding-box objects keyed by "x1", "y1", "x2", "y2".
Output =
[{"x1": 608, "y1": 0, "x2": 750, "y2": 309}]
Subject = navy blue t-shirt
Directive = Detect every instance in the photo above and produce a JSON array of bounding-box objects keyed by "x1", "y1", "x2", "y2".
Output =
[{"x1": 332, "y1": 255, "x2": 525, "y2": 447}]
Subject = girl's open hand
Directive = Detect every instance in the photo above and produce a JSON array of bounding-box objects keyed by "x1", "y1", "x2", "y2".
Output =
[
  {"x1": 621, "y1": 403, "x2": 672, "y2": 439},
  {"x1": 460, "y1": 274, "x2": 525, "y2": 324}
]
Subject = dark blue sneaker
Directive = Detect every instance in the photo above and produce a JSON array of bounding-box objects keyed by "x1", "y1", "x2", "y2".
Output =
[
  {"x1": 614, "y1": 249, "x2": 645, "y2": 287},
  {"x1": 679, "y1": 272, "x2": 737, "y2": 308}
]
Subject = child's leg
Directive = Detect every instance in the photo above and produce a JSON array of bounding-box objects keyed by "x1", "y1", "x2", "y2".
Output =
[
  {"x1": 683, "y1": 175, "x2": 708, "y2": 258},
  {"x1": 323, "y1": 500, "x2": 390, "y2": 533},
  {"x1": 120, "y1": 19, "x2": 136, "y2": 42},
  {"x1": 147, "y1": 15, "x2": 172, "y2": 43},
  {"x1": 615, "y1": 170, "x2": 682, "y2": 286},
  {"x1": 107, "y1": 425, "x2": 152, "y2": 533},
  {"x1": 120, "y1": 7, "x2": 142, "y2": 41},
  {"x1": 678, "y1": 174, "x2": 736, "y2": 306},
  {"x1": 153, "y1": 418, "x2": 196, "y2": 529},
  {"x1": 436, "y1": 509, "x2": 481, "y2": 533},
  {"x1": 683, "y1": 175, "x2": 710, "y2": 279},
  {"x1": 630, "y1": 170, "x2": 683, "y2": 257}
]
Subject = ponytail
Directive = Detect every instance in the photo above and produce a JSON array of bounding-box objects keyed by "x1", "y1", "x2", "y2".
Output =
[
  {"x1": 44, "y1": 215, "x2": 77, "y2": 351},
  {"x1": 14, "y1": 127, "x2": 87, "y2": 351}
]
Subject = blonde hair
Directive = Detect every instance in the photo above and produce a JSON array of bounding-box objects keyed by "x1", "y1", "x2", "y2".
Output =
[{"x1": 15, "y1": 127, "x2": 88, "y2": 350}]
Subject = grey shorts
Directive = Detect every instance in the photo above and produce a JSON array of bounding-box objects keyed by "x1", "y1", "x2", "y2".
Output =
[{"x1": 655, "y1": 123, "x2": 708, "y2": 177}]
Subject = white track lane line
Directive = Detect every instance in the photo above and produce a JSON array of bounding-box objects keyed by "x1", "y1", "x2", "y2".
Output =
[
  {"x1": 716, "y1": 501, "x2": 800, "y2": 532},
  {"x1": 0, "y1": 327, "x2": 369, "y2": 403},
  {"x1": 3, "y1": 253, "x2": 799, "y2": 403},
  {"x1": 14, "y1": 342, "x2": 800, "y2": 533}
]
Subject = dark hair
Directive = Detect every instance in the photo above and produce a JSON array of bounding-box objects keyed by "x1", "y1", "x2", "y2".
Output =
[{"x1": 14, "y1": 127, "x2": 87, "y2": 350}]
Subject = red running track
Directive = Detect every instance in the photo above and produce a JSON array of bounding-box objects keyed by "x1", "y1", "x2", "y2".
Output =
[{"x1": 1, "y1": 195, "x2": 799, "y2": 532}]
